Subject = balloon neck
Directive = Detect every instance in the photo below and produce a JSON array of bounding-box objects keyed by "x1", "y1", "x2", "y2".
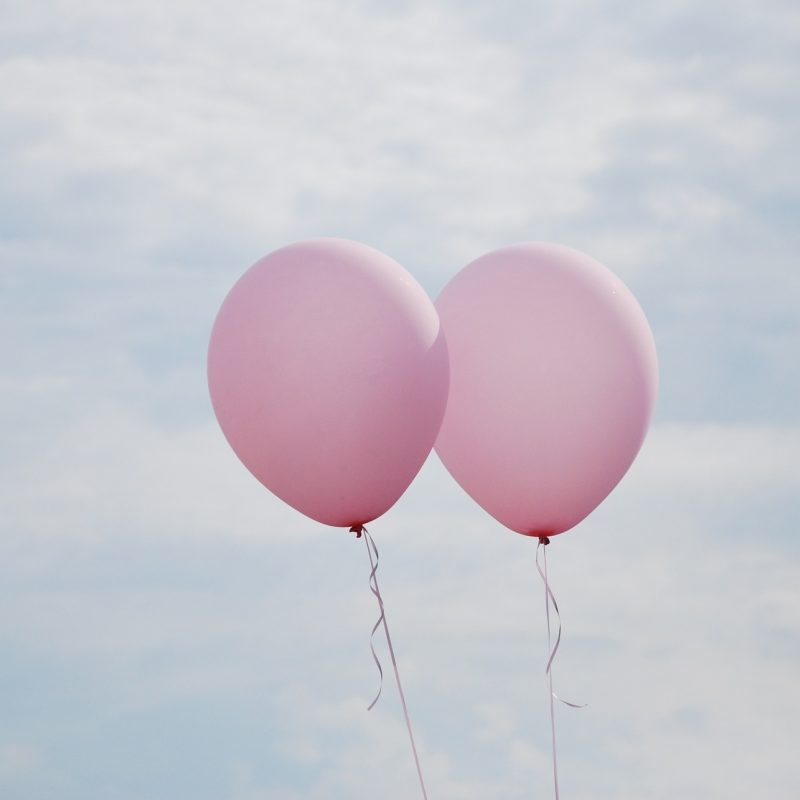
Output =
[
  {"x1": 538, "y1": 535, "x2": 551, "y2": 546},
  {"x1": 349, "y1": 524, "x2": 365, "y2": 538}
]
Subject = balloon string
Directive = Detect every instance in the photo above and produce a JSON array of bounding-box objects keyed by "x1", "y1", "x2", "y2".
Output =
[
  {"x1": 535, "y1": 538, "x2": 586, "y2": 800},
  {"x1": 352, "y1": 525, "x2": 430, "y2": 800}
]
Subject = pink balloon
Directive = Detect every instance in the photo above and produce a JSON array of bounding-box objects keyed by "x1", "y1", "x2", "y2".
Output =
[
  {"x1": 208, "y1": 238, "x2": 449, "y2": 528},
  {"x1": 435, "y1": 243, "x2": 658, "y2": 537}
]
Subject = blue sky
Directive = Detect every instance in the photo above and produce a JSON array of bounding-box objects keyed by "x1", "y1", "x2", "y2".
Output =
[{"x1": 1, "y1": 1, "x2": 799, "y2": 798}]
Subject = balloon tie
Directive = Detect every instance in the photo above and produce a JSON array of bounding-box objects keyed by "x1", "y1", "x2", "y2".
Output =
[
  {"x1": 351, "y1": 525, "x2": 430, "y2": 800},
  {"x1": 535, "y1": 537, "x2": 586, "y2": 800}
]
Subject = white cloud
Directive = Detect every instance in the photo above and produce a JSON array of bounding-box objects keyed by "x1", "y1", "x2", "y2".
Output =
[
  {"x1": 0, "y1": 414, "x2": 798, "y2": 797},
  {"x1": 1, "y1": 0, "x2": 799, "y2": 797}
]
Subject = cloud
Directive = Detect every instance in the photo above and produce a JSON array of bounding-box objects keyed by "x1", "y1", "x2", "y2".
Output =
[
  {"x1": 1, "y1": 0, "x2": 799, "y2": 797},
  {"x1": 0, "y1": 412, "x2": 797, "y2": 798}
]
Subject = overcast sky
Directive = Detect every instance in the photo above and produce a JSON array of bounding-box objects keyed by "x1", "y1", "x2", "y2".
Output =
[{"x1": 1, "y1": 1, "x2": 799, "y2": 798}]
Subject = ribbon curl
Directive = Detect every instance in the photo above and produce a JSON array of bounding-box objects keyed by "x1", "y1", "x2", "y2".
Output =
[
  {"x1": 535, "y1": 537, "x2": 586, "y2": 800},
  {"x1": 351, "y1": 525, "x2": 429, "y2": 800}
]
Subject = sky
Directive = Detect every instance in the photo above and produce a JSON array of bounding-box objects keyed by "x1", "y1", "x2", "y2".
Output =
[{"x1": 1, "y1": 0, "x2": 799, "y2": 798}]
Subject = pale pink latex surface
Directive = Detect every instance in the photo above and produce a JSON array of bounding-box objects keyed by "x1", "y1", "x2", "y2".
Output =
[
  {"x1": 208, "y1": 239, "x2": 449, "y2": 528},
  {"x1": 435, "y1": 243, "x2": 658, "y2": 537}
]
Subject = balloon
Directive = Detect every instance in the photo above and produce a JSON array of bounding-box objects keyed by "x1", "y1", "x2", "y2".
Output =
[
  {"x1": 435, "y1": 242, "x2": 658, "y2": 537},
  {"x1": 208, "y1": 238, "x2": 449, "y2": 528}
]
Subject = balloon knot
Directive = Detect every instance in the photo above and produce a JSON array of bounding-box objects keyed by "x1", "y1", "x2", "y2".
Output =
[
  {"x1": 539, "y1": 535, "x2": 551, "y2": 546},
  {"x1": 349, "y1": 525, "x2": 365, "y2": 538}
]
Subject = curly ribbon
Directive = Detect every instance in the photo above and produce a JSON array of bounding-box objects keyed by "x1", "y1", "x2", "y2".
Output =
[
  {"x1": 351, "y1": 525, "x2": 429, "y2": 800},
  {"x1": 535, "y1": 536, "x2": 586, "y2": 800}
]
